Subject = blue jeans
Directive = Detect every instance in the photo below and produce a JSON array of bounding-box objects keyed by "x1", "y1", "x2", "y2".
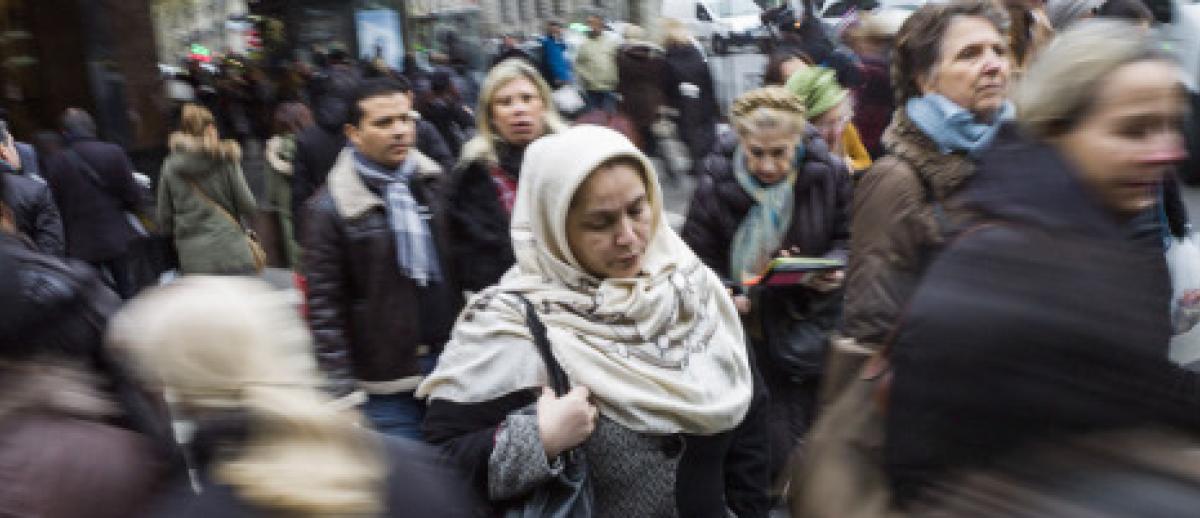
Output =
[{"x1": 362, "y1": 392, "x2": 426, "y2": 440}]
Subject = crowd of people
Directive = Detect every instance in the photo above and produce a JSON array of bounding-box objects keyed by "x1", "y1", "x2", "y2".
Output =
[{"x1": 2, "y1": 0, "x2": 1200, "y2": 516}]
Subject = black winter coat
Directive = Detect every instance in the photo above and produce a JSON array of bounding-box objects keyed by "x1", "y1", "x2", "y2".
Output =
[
  {"x1": 41, "y1": 139, "x2": 139, "y2": 262},
  {"x1": 617, "y1": 42, "x2": 667, "y2": 130},
  {"x1": 3, "y1": 172, "x2": 64, "y2": 256},
  {"x1": 884, "y1": 127, "x2": 1200, "y2": 504},
  {"x1": 663, "y1": 43, "x2": 720, "y2": 161},
  {"x1": 444, "y1": 143, "x2": 525, "y2": 293},
  {"x1": 682, "y1": 129, "x2": 851, "y2": 283},
  {"x1": 302, "y1": 150, "x2": 461, "y2": 399}
]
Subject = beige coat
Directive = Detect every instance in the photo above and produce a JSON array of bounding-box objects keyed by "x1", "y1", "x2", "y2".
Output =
[{"x1": 575, "y1": 33, "x2": 619, "y2": 92}]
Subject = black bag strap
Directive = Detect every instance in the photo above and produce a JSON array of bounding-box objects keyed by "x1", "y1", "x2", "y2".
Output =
[{"x1": 513, "y1": 293, "x2": 572, "y2": 397}]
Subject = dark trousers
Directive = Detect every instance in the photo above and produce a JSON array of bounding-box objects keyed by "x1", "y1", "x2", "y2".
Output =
[
  {"x1": 362, "y1": 392, "x2": 427, "y2": 440},
  {"x1": 585, "y1": 90, "x2": 617, "y2": 114}
]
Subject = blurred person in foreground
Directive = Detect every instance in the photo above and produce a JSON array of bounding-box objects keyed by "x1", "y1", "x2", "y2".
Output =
[
  {"x1": 156, "y1": 104, "x2": 259, "y2": 275},
  {"x1": 43, "y1": 108, "x2": 142, "y2": 295},
  {"x1": 265, "y1": 102, "x2": 314, "y2": 269},
  {"x1": 109, "y1": 277, "x2": 479, "y2": 517},
  {"x1": 681, "y1": 87, "x2": 849, "y2": 488},
  {"x1": 303, "y1": 78, "x2": 460, "y2": 440},
  {"x1": 841, "y1": 0, "x2": 1013, "y2": 360},
  {"x1": 419, "y1": 125, "x2": 770, "y2": 516},
  {"x1": 445, "y1": 59, "x2": 566, "y2": 293},
  {"x1": 662, "y1": 19, "x2": 722, "y2": 169},
  {"x1": 884, "y1": 20, "x2": 1200, "y2": 506},
  {"x1": 787, "y1": 66, "x2": 873, "y2": 174},
  {"x1": 0, "y1": 175, "x2": 168, "y2": 518}
]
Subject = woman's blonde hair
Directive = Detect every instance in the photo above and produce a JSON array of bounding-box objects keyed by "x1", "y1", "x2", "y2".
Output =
[
  {"x1": 108, "y1": 277, "x2": 386, "y2": 516},
  {"x1": 730, "y1": 87, "x2": 808, "y2": 137},
  {"x1": 464, "y1": 58, "x2": 566, "y2": 164},
  {"x1": 1016, "y1": 20, "x2": 1171, "y2": 139}
]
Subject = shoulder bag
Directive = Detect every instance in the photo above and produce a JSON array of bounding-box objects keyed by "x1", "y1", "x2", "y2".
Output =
[
  {"x1": 505, "y1": 294, "x2": 594, "y2": 518},
  {"x1": 183, "y1": 176, "x2": 266, "y2": 273}
]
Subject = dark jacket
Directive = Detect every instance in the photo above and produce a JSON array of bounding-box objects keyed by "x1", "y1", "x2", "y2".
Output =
[
  {"x1": 423, "y1": 367, "x2": 772, "y2": 518},
  {"x1": 291, "y1": 107, "x2": 349, "y2": 236},
  {"x1": 617, "y1": 41, "x2": 667, "y2": 130},
  {"x1": 682, "y1": 128, "x2": 851, "y2": 283},
  {"x1": 842, "y1": 109, "x2": 978, "y2": 351},
  {"x1": 141, "y1": 435, "x2": 479, "y2": 518},
  {"x1": 419, "y1": 96, "x2": 475, "y2": 157},
  {"x1": 41, "y1": 138, "x2": 140, "y2": 262},
  {"x1": 851, "y1": 54, "x2": 894, "y2": 159},
  {"x1": 302, "y1": 148, "x2": 461, "y2": 400},
  {"x1": 156, "y1": 133, "x2": 258, "y2": 275},
  {"x1": 0, "y1": 364, "x2": 160, "y2": 518},
  {"x1": 444, "y1": 139, "x2": 527, "y2": 293},
  {"x1": 663, "y1": 43, "x2": 720, "y2": 162},
  {"x1": 3, "y1": 171, "x2": 64, "y2": 256},
  {"x1": 491, "y1": 46, "x2": 535, "y2": 70},
  {"x1": 417, "y1": 114, "x2": 457, "y2": 172},
  {"x1": 884, "y1": 126, "x2": 1200, "y2": 503}
]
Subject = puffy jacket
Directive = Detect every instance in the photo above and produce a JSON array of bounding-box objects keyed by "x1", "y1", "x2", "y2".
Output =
[
  {"x1": 444, "y1": 140, "x2": 527, "y2": 293},
  {"x1": 156, "y1": 133, "x2": 258, "y2": 275},
  {"x1": 841, "y1": 109, "x2": 978, "y2": 350},
  {"x1": 682, "y1": 127, "x2": 851, "y2": 283},
  {"x1": 302, "y1": 149, "x2": 462, "y2": 400},
  {"x1": 3, "y1": 171, "x2": 64, "y2": 256}
]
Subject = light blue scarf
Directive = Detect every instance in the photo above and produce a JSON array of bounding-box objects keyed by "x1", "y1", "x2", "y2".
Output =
[
  {"x1": 729, "y1": 145, "x2": 803, "y2": 283},
  {"x1": 354, "y1": 150, "x2": 442, "y2": 287},
  {"x1": 905, "y1": 93, "x2": 1014, "y2": 157}
]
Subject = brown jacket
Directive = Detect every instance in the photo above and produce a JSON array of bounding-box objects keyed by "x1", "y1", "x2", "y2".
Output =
[{"x1": 841, "y1": 109, "x2": 977, "y2": 349}]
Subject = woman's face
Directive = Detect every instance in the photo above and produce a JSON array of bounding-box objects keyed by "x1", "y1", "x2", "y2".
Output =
[
  {"x1": 490, "y1": 77, "x2": 547, "y2": 147},
  {"x1": 741, "y1": 126, "x2": 804, "y2": 185},
  {"x1": 919, "y1": 16, "x2": 1010, "y2": 120},
  {"x1": 1056, "y1": 60, "x2": 1187, "y2": 216},
  {"x1": 566, "y1": 162, "x2": 653, "y2": 279},
  {"x1": 814, "y1": 99, "x2": 852, "y2": 152}
]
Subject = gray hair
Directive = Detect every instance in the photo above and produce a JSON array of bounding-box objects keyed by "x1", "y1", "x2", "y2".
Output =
[
  {"x1": 1015, "y1": 20, "x2": 1173, "y2": 139},
  {"x1": 1045, "y1": 0, "x2": 1102, "y2": 29}
]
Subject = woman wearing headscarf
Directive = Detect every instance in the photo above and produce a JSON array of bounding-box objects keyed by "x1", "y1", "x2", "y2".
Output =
[
  {"x1": 681, "y1": 87, "x2": 850, "y2": 486},
  {"x1": 110, "y1": 277, "x2": 480, "y2": 517},
  {"x1": 786, "y1": 66, "x2": 873, "y2": 174},
  {"x1": 885, "y1": 21, "x2": 1200, "y2": 505},
  {"x1": 445, "y1": 58, "x2": 566, "y2": 293},
  {"x1": 420, "y1": 125, "x2": 770, "y2": 517},
  {"x1": 842, "y1": 0, "x2": 1013, "y2": 362}
]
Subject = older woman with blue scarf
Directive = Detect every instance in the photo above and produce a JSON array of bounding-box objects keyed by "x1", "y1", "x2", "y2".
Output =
[
  {"x1": 841, "y1": 0, "x2": 1014, "y2": 363},
  {"x1": 681, "y1": 86, "x2": 850, "y2": 487}
]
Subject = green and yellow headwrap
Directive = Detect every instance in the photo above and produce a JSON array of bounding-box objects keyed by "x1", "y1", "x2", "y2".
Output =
[{"x1": 784, "y1": 66, "x2": 848, "y2": 120}]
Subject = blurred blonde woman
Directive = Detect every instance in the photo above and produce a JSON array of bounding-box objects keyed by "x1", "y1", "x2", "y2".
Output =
[
  {"x1": 109, "y1": 277, "x2": 478, "y2": 517},
  {"x1": 157, "y1": 104, "x2": 259, "y2": 274}
]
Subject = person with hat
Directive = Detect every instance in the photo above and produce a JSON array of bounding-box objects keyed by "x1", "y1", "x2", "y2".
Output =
[{"x1": 786, "y1": 66, "x2": 872, "y2": 175}]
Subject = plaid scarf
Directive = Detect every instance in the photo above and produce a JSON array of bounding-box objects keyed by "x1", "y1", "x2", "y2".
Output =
[{"x1": 353, "y1": 150, "x2": 442, "y2": 286}]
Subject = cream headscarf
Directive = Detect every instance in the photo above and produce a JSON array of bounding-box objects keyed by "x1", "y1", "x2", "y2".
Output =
[{"x1": 418, "y1": 125, "x2": 752, "y2": 435}]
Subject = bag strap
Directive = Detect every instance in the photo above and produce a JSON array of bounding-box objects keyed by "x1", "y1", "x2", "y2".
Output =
[
  {"x1": 183, "y1": 177, "x2": 246, "y2": 232},
  {"x1": 513, "y1": 293, "x2": 572, "y2": 397}
]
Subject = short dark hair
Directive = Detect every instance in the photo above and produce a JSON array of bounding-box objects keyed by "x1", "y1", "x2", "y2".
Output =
[
  {"x1": 60, "y1": 107, "x2": 98, "y2": 139},
  {"x1": 892, "y1": 0, "x2": 1010, "y2": 103},
  {"x1": 348, "y1": 77, "x2": 412, "y2": 127}
]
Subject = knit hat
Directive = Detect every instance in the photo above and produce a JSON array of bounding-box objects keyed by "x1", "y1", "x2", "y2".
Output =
[{"x1": 785, "y1": 66, "x2": 848, "y2": 119}]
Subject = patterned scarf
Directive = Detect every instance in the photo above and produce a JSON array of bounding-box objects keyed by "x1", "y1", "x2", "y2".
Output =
[
  {"x1": 905, "y1": 93, "x2": 1015, "y2": 157},
  {"x1": 353, "y1": 150, "x2": 442, "y2": 286},
  {"x1": 729, "y1": 146, "x2": 800, "y2": 283}
]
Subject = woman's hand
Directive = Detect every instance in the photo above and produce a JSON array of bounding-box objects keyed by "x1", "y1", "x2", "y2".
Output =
[
  {"x1": 807, "y1": 269, "x2": 845, "y2": 293},
  {"x1": 537, "y1": 386, "x2": 597, "y2": 458}
]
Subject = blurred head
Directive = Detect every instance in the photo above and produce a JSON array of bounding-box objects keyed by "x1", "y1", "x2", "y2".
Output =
[
  {"x1": 60, "y1": 108, "x2": 98, "y2": 140},
  {"x1": 271, "y1": 101, "x2": 314, "y2": 136},
  {"x1": 478, "y1": 59, "x2": 561, "y2": 148},
  {"x1": 1096, "y1": 0, "x2": 1154, "y2": 26},
  {"x1": 109, "y1": 277, "x2": 386, "y2": 515},
  {"x1": 1017, "y1": 21, "x2": 1186, "y2": 216},
  {"x1": 345, "y1": 78, "x2": 417, "y2": 169},
  {"x1": 502, "y1": 34, "x2": 519, "y2": 47},
  {"x1": 547, "y1": 20, "x2": 564, "y2": 37},
  {"x1": 567, "y1": 156, "x2": 653, "y2": 279},
  {"x1": 731, "y1": 87, "x2": 808, "y2": 185},
  {"x1": 179, "y1": 103, "x2": 218, "y2": 139},
  {"x1": 786, "y1": 66, "x2": 851, "y2": 148},
  {"x1": 662, "y1": 18, "x2": 694, "y2": 48},
  {"x1": 893, "y1": 0, "x2": 1012, "y2": 120},
  {"x1": 764, "y1": 49, "x2": 814, "y2": 86},
  {"x1": 587, "y1": 14, "x2": 605, "y2": 36},
  {"x1": 1046, "y1": 0, "x2": 1102, "y2": 29}
]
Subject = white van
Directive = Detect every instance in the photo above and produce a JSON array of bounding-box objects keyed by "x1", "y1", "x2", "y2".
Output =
[{"x1": 660, "y1": 0, "x2": 769, "y2": 54}]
